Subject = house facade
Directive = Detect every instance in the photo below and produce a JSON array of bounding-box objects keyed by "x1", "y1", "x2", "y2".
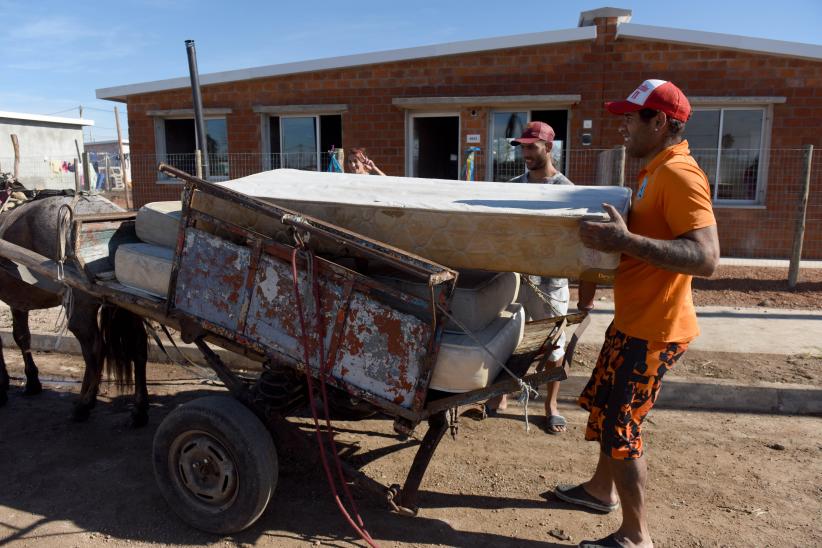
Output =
[{"x1": 96, "y1": 7, "x2": 822, "y2": 259}]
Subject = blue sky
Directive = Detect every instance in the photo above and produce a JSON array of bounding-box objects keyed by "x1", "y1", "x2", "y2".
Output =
[{"x1": 1, "y1": 0, "x2": 820, "y2": 142}]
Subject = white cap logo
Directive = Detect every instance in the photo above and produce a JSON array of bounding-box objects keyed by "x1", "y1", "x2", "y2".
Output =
[{"x1": 627, "y1": 79, "x2": 667, "y2": 106}]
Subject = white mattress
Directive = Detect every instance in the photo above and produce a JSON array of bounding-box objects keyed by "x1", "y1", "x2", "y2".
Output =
[
  {"x1": 114, "y1": 243, "x2": 174, "y2": 298},
  {"x1": 136, "y1": 201, "x2": 182, "y2": 249},
  {"x1": 429, "y1": 303, "x2": 525, "y2": 393},
  {"x1": 216, "y1": 169, "x2": 632, "y2": 281},
  {"x1": 376, "y1": 271, "x2": 519, "y2": 334}
]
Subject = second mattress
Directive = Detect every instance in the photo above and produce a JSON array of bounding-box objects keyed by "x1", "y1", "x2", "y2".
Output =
[{"x1": 429, "y1": 303, "x2": 525, "y2": 393}]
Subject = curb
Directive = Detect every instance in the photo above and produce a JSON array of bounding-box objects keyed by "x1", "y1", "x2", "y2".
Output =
[
  {"x1": 544, "y1": 373, "x2": 822, "y2": 416},
  {"x1": 4, "y1": 330, "x2": 820, "y2": 416}
]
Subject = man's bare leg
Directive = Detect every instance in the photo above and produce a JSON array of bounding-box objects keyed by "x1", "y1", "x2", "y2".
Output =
[
  {"x1": 487, "y1": 393, "x2": 508, "y2": 411},
  {"x1": 543, "y1": 354, "x2": 566, "y2": 432},
  {"x1": 582, "y1": 451, "x2": 619, "y2": 506},
  {"x1": 609, "y1": 456, "x2": 652, "y2": 547}
]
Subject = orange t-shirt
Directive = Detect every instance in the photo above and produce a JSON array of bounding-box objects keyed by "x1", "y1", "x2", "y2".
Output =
[{"x1": 614, "y1": 140, "x2": 716, "y2": 343}]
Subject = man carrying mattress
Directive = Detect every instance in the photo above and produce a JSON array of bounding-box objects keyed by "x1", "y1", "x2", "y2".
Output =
[{"x1": 557, "y1": 80, "x2": 720, "y2": 548}]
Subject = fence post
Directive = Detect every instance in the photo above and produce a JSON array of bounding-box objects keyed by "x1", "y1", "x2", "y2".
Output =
[
  {"x1": 73, "y1": 159, "x2": 81, "y2": 192},
  {"x1": 82, "y1": 152, "x2": 92, "y2": 191},
  {"x1": 615, "y1": 145, "x2": 626, "y2": 187},
  {"x1": 10, "y1": 134, "x2": 20, "y2": 180},
  {"x1": 104, "y1": 154, "x2": 111, "y2": 192},
  {"x1": 114, "y1": 106, "x2": 132, "y2": 209},
  {"x1": 788, "y1": 144, "x2": 813, "y2": 288}
]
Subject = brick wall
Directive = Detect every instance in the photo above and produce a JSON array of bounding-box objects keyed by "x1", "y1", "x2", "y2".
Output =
[{"x1": 125, "y1": 15, "x2": 822, "y2": 258}]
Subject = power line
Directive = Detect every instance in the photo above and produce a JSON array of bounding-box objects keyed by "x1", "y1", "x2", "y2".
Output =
[{"x1": 46, "y1": 107, "x2": 81, "y2": 116}]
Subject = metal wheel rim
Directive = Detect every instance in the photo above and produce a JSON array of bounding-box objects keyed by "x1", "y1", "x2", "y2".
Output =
[{"x1": 168, "y1": 429, "x2": 239, "y2": 513}]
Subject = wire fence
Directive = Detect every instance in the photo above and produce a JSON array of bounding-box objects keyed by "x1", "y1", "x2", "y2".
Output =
[
  {"x1": 9, "y1": 147, "x2": 816, "y2": 265},
  {"x1": 0, "y1": 152, "x2": 129, "y2": 191}
]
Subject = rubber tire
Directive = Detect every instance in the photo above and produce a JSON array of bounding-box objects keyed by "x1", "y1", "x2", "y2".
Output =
[{"x1": 152, "y1": 395, "x2": 277, "y2": 534}]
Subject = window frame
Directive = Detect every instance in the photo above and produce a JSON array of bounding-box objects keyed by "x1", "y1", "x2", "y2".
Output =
[
  {"x1": 687, "y1": 104, "x2": 773, "y2": 206},
  {"x1": 257, "y1": 106, "x2": 346, "y2": 172},
  {"x1": 153, "y1": 113, "x2": 230, "y2": 184}
]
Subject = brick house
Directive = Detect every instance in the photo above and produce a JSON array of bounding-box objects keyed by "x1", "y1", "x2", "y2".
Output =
[{"x1": 96, "y1": 7, "x2": 822, "y2": 259}]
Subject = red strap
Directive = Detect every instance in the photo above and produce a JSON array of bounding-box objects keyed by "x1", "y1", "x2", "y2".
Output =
[{"x1": 291, "y1": 248, "x2": 379, "y2": 547}]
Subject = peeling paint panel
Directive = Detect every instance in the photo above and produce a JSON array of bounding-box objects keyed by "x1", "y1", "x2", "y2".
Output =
[
  {"x1": 243, "y1": 254, "x2": 432, "y2": 408},
  {"x1": 330, "y1": 291, "x2": 430, "y2": 407},
  {"x1": 175, "y1": 228, "x2": 250, "y2": 332}
]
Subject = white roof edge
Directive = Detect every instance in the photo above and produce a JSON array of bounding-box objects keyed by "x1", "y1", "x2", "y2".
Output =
[
  {"x1": 617, "y1": 23, "x2": 822, "y2": 61},
  {"x1": 95, "y1": 26, "x2": 597, "y2": 100},
  {"x1": 0, "y1": 111, "x2": 95, "y2": 126}
]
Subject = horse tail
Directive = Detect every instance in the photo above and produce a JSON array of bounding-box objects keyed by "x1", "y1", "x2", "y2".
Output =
[{"x1": 100, "y1": 305, "x2": 148, "y2": 392}]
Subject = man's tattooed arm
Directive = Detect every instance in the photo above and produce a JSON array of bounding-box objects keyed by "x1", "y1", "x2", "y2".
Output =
[
  {"x1": 580, "y1": 204, "x2": 720, "y2": 277},
  {"x1": 623, "y1": 225, "x2": 720, "y2": 277}
]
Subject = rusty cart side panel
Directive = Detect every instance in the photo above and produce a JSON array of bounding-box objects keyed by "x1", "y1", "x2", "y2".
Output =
[
  {"x1": 174, "y1": 228, "x2": 251, "y2": 332},
  {"x1": 174, "y1": 226, "x2": 436, "y2": 410}
]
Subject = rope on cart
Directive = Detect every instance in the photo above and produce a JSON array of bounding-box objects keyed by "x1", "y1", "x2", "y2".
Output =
[
  {"x1": 520, "y1": 274, "x2": 567, "y2": 305},
  {"x1": 290, "y1": 246, "x2": 379, "y2": 548},
  {"x1": 436, "y1": 306, "x2": 540, "y2": 432}
]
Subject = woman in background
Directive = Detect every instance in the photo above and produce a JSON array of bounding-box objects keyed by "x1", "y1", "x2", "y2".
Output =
[{"x1": 346, "y1": 147, "x2": 386, "y2": 176}]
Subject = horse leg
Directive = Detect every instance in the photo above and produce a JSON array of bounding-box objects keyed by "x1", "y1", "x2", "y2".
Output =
[
  {"x1": 11, "y1": 309, "x2": 42, "y2": 396},
  {"x1": 68, "y1": 299, "x2": 104, "y2": 422},
  {"x1": 131, "y1": 344, "x2": 149, "y2": 427},
  {"x1": 128, "y1": 315, "x2": 149, "y2": 427}
]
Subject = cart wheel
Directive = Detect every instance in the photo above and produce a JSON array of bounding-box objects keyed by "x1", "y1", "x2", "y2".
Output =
[{"x1": 152, "y1": 395, "x2": 277, "y2": 534}]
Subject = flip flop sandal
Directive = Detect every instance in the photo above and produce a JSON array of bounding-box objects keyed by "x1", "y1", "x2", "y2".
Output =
[
  {"x1": 554, "y1": 483, "x2": 619, "y2": 513},
  {"x1": 577, "y1": 533, "x2": 626, "y2": 547},
  {"x1": 545, "y1": 414, "x2": 567, "y2": 435}
]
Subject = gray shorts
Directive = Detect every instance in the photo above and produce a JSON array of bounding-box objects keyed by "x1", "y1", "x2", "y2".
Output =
[{"x1": 517, "y1": 280, "x2": 569, "y2": 362}]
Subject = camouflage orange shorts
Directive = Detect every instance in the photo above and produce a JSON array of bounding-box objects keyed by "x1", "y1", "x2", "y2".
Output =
[{"x1": 578, "y1": 323, "x2": 688, "y2": 460}]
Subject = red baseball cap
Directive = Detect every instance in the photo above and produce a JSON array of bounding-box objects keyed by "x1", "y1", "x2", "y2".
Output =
[
  {"x1": 511, "y1": 121, "x2": 555, "y2": 145},
  {"x1": 606, "y1": 79, "x2": 691, "y2": 122}
]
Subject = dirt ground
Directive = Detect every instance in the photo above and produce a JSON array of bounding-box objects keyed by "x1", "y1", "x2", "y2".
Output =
[
  {"x1": 1, "y1": 352, "x2": 820, "y2": 548},
  {"x1": 568, "y1": 265, "x2": 822, "y2": 310},
  {"x1": 1, "y1": 265, "x2": 819, "y2": 547}
]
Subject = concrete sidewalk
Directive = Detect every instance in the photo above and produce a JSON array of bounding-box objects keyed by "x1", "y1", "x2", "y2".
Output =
[{"x1": 579, "y1": 302, "x2": 822, "y2": 355}]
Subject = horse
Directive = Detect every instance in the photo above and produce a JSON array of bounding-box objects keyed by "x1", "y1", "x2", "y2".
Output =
[{"x1": 0, "y1": 192, "x2": 149, "y2": 426}]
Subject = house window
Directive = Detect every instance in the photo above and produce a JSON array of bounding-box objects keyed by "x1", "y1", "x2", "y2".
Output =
[
  {"x1": 488, "y1": 110, "x2": 568, "y2": 181},
  {"x1": 268, "y1": 114, "x2": 342, "y2": 171},
  {"x1": 684, "y1": 108, "x2": 767, "y2": 203},
  {"x1": 157, "y1": 117, "x2": 229, "y2": 181}
]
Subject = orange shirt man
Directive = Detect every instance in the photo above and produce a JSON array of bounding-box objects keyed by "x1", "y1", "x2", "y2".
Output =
[{"x1": 554, "y1": 80, "x2": 720, "y2": 548}]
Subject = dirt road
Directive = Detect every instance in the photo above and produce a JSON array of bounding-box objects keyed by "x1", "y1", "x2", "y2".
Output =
[{"x1": 1, "y1": 353, "x2": 820, "y2": 548}]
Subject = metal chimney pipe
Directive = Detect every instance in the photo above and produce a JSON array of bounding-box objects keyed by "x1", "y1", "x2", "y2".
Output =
[{"x1": 185, "y1": 39, "x2": 210, "y2": 178}]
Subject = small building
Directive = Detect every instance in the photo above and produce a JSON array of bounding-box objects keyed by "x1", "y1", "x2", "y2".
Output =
[
  {"x1": 84, "y1": 139, "x2": 131, "y2": 188},
  {"x1": 0, "y1": 111, "x2": 94, "y2": 190},
  {"x1": 96, "y1": 7, "x2": 822, "y2": 259}
]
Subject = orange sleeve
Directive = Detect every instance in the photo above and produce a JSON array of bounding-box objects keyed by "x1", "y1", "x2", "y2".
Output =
[{"x1": 659, "y1": 163, "x2": 717, "y2": 237}]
